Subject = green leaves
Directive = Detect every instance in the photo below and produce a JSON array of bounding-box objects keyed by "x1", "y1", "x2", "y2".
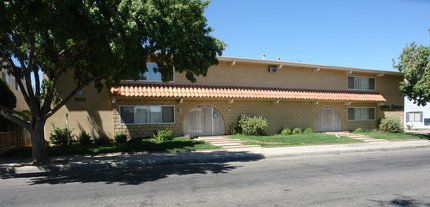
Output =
[{"x1": 393, "y1": 42, "x2": 430, "y2": 106}]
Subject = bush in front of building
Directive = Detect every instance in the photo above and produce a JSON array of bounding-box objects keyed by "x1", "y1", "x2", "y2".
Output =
[
  {"x1": 280, "y1": 128, "x2": 292, "y2": 135},
  {"x1": 292, "y1": 128, "x2": 302, "y2": 134},
  {"x1": 238, "y1": 115, "x2": 267, "y2": 136},
  {"x1": 379, "y1": 117, "x2": 403, "y2": 133},
  {"x1": 49, "y1": 124, "x2": 73, "y2": 146},
  {"x1": 153, "y1": 128, "x2": 173, "y2": 141},
  {"x1": 78, "y1": 131, "x2": 92, "y2": 146},
  {"x1": 303, "y1": 128, "x2": 313, "y2": 134},
  {"x1": 353, "y1": 128, "x2": 363, "y2": 133},
  {"x1": 96, "y1": 136, "x2": 112, "y2": 145},
  {"x1": 114, "y1": 133, "x2": 128, "y2": 143}
]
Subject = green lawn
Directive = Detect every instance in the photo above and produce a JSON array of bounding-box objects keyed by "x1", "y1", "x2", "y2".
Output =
[
  {"x1": 230, "y1": 133, "x2": 363, "y2": 147},
  {"x1": 1, "y1": 137, "x2": 221, "y2": 158},
  {"x1": 352, "y1": 132, "x2": 430, "y2": 141}
]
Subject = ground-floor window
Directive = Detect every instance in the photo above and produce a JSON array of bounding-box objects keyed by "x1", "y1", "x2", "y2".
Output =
[
  {"x1": 406, "y1": 111, "x2": 423, "y2": 122},
  {"x1": 347, "y1": 107, "x2": 375, "y2": 121},
  {"x1": 119, "y1": 105, "x2": 175, "y2": 124}
]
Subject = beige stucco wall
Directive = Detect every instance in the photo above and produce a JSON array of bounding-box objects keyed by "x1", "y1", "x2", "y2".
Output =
[
  {"x1": 168, "y1": 61, "x2": 404, "y2": 107},
  {"x1": 114, "y1": 98, "x2": 383, "y2": 138},
  {"x1": 45, "y1": 77, "x2": 114, "y2": 141}
]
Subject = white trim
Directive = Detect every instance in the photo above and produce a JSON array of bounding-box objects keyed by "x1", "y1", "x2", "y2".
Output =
[
  {"x1": 347, "y1": 76, "x2": 376, "y2": 91},
  {"x1": 347, "y1": 107, "x2": 376, "y2": 121},
  {"x1": 119, "y1": 105, "x2": 176, "y2": 125}
]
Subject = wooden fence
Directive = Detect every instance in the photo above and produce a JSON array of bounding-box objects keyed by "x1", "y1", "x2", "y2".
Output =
[{"x1": 0, "y1": 132, "x2": 14, "y2": 147}]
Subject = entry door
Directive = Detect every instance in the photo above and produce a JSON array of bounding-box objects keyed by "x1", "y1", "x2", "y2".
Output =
[
  {"x1": 183, "y1": 106, "x2": 225, "y2": 136},
  {"x1": 314, "y1": 107, "x2": 342, "y2": 132}
]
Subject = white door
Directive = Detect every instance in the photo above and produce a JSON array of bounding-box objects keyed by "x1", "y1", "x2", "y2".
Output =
[
  {"x1": 314, "y1": 107, "x2": 342, "y2": 132},
  {"x1": 183, "y1": 106, "x2": 225, "y2": 136}
]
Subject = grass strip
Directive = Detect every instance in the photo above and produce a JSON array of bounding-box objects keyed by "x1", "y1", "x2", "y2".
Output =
[
  {"x1": 230, "y1": 133, "x2": 362, "y2": 147},
  {"x1": 1, "y1": 137, "x2": 221, "y2": 158}
]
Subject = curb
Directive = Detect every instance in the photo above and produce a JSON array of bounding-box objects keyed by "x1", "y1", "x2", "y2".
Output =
[
  {"x1": 2, "y1": 141, "x2": 430, "y2": 175},
  {"x1": 0, "y1": 152, "x2": 265, "y2": 175},
  {"x1": 261, "y1": 143, "x2": 430, "y2": 159}
]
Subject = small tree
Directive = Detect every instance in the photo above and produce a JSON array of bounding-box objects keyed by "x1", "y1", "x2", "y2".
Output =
[
  {"x1": 393, "y1": 41, "x2": 430, "y2": 106},
  {"x1": 0, "y1": 0, "x2": 225, "y2": 163}
]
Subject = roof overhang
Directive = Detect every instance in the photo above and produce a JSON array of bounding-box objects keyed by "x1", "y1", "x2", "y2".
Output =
[
  {"x1": 111, "y1": 84, "x2": 387, "y2": 102},
  {"x1": 217, "y1": 56, "x2": 403, "y2": 76}
]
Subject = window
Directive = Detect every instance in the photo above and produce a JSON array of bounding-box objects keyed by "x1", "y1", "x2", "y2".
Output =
[
  {"x1": 348, "y1": 107, "x2": 375, "y2": 121},
  {"x1": 76, "y1": 90, "x2": 85, "y2": 95},
  {"x1": 135, "y1": 63, "x2": 174, "y2": 82},
  {"x1": 348, "y1": 76, "x2": 375, "y2": 90},
  {"x1": 119, "y1": 105, "x2": 175, "y2": 124},
  {"x1": 406, "y1": 112, "x2": 423, "y2": 123}
]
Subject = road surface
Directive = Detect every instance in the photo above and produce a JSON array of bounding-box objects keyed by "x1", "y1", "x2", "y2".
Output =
[{"x1": 1, "y1": 148, "x2": 430, "y2": 206}]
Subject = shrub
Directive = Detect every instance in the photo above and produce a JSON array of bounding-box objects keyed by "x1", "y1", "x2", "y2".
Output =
[
  {"x1": 153, "y1": 128, "x2": 173, "y2": 141},
  {"x1": 280, "y1": 128, "x2": 292, "y2": 135},
  {"x1": 406, "y1": 125, "x2": 413, "y2": 130},
  {"x1": 292, "y1": 128, "x2": 302, "y2": 134},
  {"x1": 303, "y1": 128, "x2": 313, "y2": 134},
  {"x1": 228, "y1": 125, "x2": 239, "y2": 135},
  {"x1": 114, "y1": 133, "x2": 128, "y2": 143},
  {"x1": 238, "y1": 115, "x2": 267, "y2": 136},
  {"x1": 379, "y1": 117, "x2": 403, "y2": 133},
  {"x1": 78, "y1": 131, "x2": 92, "y2": 146},
  {"x1": 353, "y1": 128, "x2": 363, "y2": 133},
  {"x1": 49, "y1": 124, "x2": 73, "y2": 146},
  {"x1": 96, "y1": 136, "x2": 112, "y2": 145}
]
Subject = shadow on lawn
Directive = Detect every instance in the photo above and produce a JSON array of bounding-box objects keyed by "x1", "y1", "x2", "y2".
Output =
[
  {"x1": 0, "y1": 139, "x2": 220, "y2": 158},
  {"x1": 1, "y1": 151, "x2": 264, "y2": 185}
]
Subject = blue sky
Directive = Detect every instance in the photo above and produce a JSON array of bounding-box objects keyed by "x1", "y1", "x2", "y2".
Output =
[{"x1": 204, "y1": 0, "x2": 430, "y2": 71}]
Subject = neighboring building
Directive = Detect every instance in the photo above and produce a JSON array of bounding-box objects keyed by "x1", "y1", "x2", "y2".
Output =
[
  {"x1": 404, "y1": 97, "x2": 430, "y2": 129},
  {"x1": 1, "y1": 67, "x2": 28, "y2": 112},
  {"x1": 45, "y1": 56, "x2": 404, "y2": 139}
]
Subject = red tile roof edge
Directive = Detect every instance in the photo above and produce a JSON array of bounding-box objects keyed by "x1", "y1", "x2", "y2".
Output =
[{"x1": 110, "y1": 84, "x2": 387, "y2": 102}]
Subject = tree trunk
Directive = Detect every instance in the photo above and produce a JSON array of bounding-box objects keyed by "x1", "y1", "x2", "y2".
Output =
[{"x1": 31, "y1": 120, "x2": 49, "y2": 164}]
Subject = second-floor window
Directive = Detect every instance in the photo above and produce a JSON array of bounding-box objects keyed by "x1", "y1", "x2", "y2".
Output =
[
  {"x1": 348, "y1": 76, "x2": 375, "y2": 90},
  {"x1": 137, "y1": 63, "x2": 174, "y2": 82}
]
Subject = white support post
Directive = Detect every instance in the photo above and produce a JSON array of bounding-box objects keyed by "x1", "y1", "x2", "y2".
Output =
[
  {"x1": 92, "y1": 116, "x2": 96, "y2": 144},
  {"x1": 66, "y1": 113, "x2": 70, "y2": 145}
]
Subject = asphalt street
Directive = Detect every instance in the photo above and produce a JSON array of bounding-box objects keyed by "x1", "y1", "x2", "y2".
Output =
[{"x1": 1, "y1": 148, "x2": 430, "y2": 207}]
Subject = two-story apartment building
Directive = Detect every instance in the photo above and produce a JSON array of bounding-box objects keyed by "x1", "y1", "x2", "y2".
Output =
[{"x1": 45, "y1": 56, "x2": 404, "y2": 139}]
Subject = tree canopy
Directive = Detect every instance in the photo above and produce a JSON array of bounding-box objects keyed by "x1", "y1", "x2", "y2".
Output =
[
  {"x1": 0, "y1": 0, "x2": 225, "y2": 163},
  {"x1": 393, "y1": 42, "x2": 430, "y2": 106}
]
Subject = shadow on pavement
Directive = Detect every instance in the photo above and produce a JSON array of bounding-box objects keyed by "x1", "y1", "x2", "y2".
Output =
[
  {"x1": 1, "y1": 151, "x2": 264, "y2": 185},
  {"x1": 370, "y1": 196, "x2": 430, "y2": 207}
]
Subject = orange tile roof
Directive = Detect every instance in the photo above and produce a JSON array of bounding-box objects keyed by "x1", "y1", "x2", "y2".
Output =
[{"x1": 110, "y1": 84, "x2": 387, "y2": 102}]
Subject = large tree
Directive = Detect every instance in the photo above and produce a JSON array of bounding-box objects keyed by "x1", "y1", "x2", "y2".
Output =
[
  {"x1": 0, "y1": 0, "x2": 225, "y2": 163},
  {"x1": 393, "y1": 42, "x2": 430, "y2": 106}
]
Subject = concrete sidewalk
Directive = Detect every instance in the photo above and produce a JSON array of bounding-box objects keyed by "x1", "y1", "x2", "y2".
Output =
[{"x1": 1, "y1": 140, "x2": 430, "y2": 175}]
